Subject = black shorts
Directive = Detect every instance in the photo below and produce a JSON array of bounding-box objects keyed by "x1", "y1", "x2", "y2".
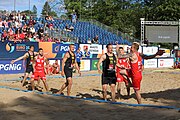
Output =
[
  {"x1": 64, "y1": 67, "x2": 73, "y2": 79},
  {"x1": 77, "y1": 62, "x2": 81, "y2": 67},
  {"x1": 102, "y1": 75, "x2": 116, "y2": 85},
  {"x1": 25, "y1": 65, "x2": 33, "y2": 74}
]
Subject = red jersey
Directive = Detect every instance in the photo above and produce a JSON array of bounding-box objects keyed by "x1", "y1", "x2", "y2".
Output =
[
  {"x1": 130, "y1": 52, "x2": 142, "y2": 78},
  {"x1": 35, "y1": 56, "x2": 45, "y2": 71},
  {"x1": 117, "y1": 58, "x2": 128, "y2": 69}
]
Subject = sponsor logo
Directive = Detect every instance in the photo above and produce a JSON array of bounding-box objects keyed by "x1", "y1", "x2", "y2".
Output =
[
  {"x1": 53, "y1": 44, "x2": 77, "y2": 53},
  {"x1": 16, "y1": 44, "x2": 30, "y2": 51},
  {"x1": 0, "y1": 64, "x2": 22, "y2": 71},
  {"x1": 6, "y1": 42, "x2": 15, "y2": 53}
]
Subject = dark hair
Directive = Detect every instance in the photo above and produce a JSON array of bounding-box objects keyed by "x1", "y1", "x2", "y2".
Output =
[
  {"x1": 39, "y1": 48, "x2": 43, "y2": 51},
  {"x1": 29, "y1": 45, "x2": 34, "y2": 48},
  {"x1": 106, "y1": 43, "x2": 112, "y2": 48},
  {"x1": 119, "y1": 47, "x2": 123, "y2": 50}
]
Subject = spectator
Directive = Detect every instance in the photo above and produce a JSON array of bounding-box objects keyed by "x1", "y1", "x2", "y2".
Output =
[
  {"x1": 29, "y1": 25, "x2": 35, "y2": 34},
  {"x1": 38, "y1": 27, "x2": 44, "y2": 39},
  {"x1": 144, "y1": 38, "x2": 149, "y2": 46},
  {"x1": 71, "y1": 12, "x2": 77, "y2": 23},
  {"x1": 92, "y1": 35, "x2": 98, "y2": 44}
]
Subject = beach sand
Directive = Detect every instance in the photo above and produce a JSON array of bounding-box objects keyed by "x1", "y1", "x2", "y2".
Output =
[{"x1": 0, "y1": 68, "x2": 179, "y2": 120}]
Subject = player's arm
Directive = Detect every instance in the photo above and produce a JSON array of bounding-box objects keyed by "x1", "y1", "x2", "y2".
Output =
[
  {"x1": 129, "y1": 52, "x2": 138, "y2": 62},
  {"x1": 140, "y1": 50, "x2": 164, "y2": 59},
  {"x1": 32, "y1": 56, "x2": 37, "y2": 72},
  {"x1": 61, "y1": 52, "x2": 69, "y2": 76},
  {"x1": 75, "y1": 58, "x2": 81, "y2": 76},
  {"x1": 11, "y1": 53, "x2": 29, "y2": 64},
  {"x1": 97, "y1": 54, "x2": 106, "y2": 73},
  {"x1": 44, "y1": 57, "x2": 48, "y2": 74}
]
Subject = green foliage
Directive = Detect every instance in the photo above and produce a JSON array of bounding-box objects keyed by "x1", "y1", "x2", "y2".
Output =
[
  {"x1": 41, "y1": 1, "x2": 58, "y2": 17},
  {"x1": 32, "y1": 5, "x2": 37, "y2": 16},
  {"x1": 64, "y1": 0, "x2": 180, "y2": 42},
  {"x1": 21, "y1": 10, "x2": 34, "y2": 16}
]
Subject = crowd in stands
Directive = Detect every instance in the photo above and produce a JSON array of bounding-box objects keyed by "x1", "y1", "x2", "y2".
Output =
[{"x1": 0, "y1": 12, "x2": 64, "y2": 43}]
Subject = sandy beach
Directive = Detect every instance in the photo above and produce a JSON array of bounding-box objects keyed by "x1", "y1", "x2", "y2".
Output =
[{"x1": 0, "y1": 68, "x2": 179, "y2": 120}]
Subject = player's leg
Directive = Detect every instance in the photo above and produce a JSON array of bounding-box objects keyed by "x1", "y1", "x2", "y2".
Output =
[
  {"x1": 110, "y1": 83, "x2": 116, "y2": 102},
  {"x1": 30, "y1": 78, "x2": 35, "y2": 91},
  {"x1": 134, "y1": 90, "x2": 141, "y2": 104},
  {"x1": 117, "y1": 82, "x2": 122, "y2": 98},
  {"x1": 42, "y1": 79, "x2": 49, "y2": 92},
  {"x1": 102, "y1": 84, "x2": 108, "y2": 101},
  {"x1": 22, "y1": 72, "x2": 29, "y2": 86},
  {"x1": 66, "y1": 77, "x2": 73, "y2": 96}
]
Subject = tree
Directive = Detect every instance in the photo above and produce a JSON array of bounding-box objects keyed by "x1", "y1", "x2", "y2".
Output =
[
  {"x1": 32, "y1": 5, "x2": 37, "y2": 17},
  {"x1": 41, "y1": 1, "x2": 58, "y2": 17},
  {"x1": 21, "y1": 10, "x2": 34, "y2": 16}
]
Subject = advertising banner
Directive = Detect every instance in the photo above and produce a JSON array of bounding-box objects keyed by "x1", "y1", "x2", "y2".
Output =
[
  {"x1": 0, "y1": 60, "x2": 25, "y2": 74},
  {"x1": 0, "y1": 41, "x2": 39, "y2": 59},
  {"x1": 144, "y1": 59, "x2": 157, "y2": 68},
  {"x1": 158, "y1": 58, "x2": 174, "y2": 68},
  {"x1": 80, "y1": 59, "x2": 90, "y2": 71},
  {"x1": 142, "y1": 46, "x2": 158, "y2": 55},
  {"x1": 91, "y1": 59, "x2": 102, "y2": 70},
  {"x1": 52, "y1": 43, "x2": 79, "y2": 54},
  {"x1": 80, "y1": 44, "x2": 102, "y2": 54}
]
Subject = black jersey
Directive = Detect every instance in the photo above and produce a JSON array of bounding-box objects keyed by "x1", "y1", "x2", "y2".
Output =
[
  {"x1": 64, "y1": 51, "x2": 75, "y2": 69},
  {"x1": 102, "y1": 53, "x2": 116, "y2": 77}
]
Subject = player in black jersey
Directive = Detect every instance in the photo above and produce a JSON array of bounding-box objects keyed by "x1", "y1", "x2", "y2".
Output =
[
  {"x1": 57, "y1": 44, "x2": 81, "y2": 96},
  {"x1": 97, "y1": 44, "x2": 117, "y2": 102},
  {"x1": 11, "y1": 45, "x2": 38, "y2": 86}
]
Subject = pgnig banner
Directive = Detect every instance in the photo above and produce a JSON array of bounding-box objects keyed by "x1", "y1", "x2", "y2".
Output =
[
  {"x1": 0, "y1": 41, "x2": 39, "y2": 59},
  {"x1": 0, "y1": 60, "x2": 25, "y2": 74}
]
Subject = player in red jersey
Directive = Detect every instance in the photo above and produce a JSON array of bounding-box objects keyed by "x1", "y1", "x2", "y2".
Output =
[
  {"x1": 45, "y1": 59, "x2": 52, "y2": 75},
  {"x1": 30, "y1": 48, "x2": 49, "y2": 92},
  {"x1": 118, "y1": 42, "x2": 164, "y2": 104},
  {"x1": 129, "y1": 42, "x2": 164, "y2": 104},
  {"x1": 52, "y1": 60, "x2": 60, "y2": 74},
  {"x1": 116, "y1": 46, "x2": 132, "y2": 98}
]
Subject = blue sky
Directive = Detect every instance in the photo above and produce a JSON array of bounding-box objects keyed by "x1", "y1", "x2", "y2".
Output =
[{"x1": 0, "y1": 0, "x2": 61, "y2": 16}]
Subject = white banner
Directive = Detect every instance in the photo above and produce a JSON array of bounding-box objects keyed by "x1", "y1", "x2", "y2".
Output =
[
  {"x1": 158, "y1": 58, "x2": 174, "y2": 68},
  {"x1": 80, "y1": 44, "x2": 102, "y2": 54},
  {"x1": 144, "y1": 59, "x2": 157, "y2": 68},
  {"x1": 80, "y1": 59, "x2": 90, "y2": 71},
  {"x1": 103, "y1": 45, "x2": 132, "y2": 54},
  {"x1": 142, "y1": 46, "x2": 158, "y2": 55}
]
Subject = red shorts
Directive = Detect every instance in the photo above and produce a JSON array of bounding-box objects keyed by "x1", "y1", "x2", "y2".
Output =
[
  {"x1": 31, "y1": 71, "x2": 46, "y2": 81},
  {"x1": 116, "y1": 68, "x2": 129, "y2": 85},
  {"x1": 132, "y1": 76, "x2": 142, "y2": 90}
]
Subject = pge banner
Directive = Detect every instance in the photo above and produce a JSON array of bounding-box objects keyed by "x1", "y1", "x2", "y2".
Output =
[
  {"x1": 0, "y1": 41, "x2": 39, "y2": 59},
  {"x1": 0, "y1": 60, "x2": 25, "y2": 74},
  {"x1": 52, "y1": 43, "x2": 79, "y2": 54}
]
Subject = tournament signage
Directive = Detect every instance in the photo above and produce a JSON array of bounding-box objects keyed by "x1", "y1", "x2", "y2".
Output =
[
  {"x1": 91, "y1": 59, "x2": 102, "y2": 70},
  {"x1": 0, "y1": 60, "x2": 25, "y2": 74},
  {"x1": 80, "y1": 44, "x2": 102, "y2": 54},
  {"x1": 158, "y1": 58, "x2": 174, "y2": 68},
  {"x1": 52, "y1": 43, "x2": 79, "y2": 54},
  {"x1": 144, "y1": 59, "x2": 157, "y2": 68},
  {"x1": 0, "y1": 41, "x2": 39, "y2": 59}
]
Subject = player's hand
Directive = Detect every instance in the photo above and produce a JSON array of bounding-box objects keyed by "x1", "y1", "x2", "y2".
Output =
[
  {"x1": 11, "y1": 60, "x2": 15, "y2": 64},
  {"x1": 98, "y1": 69, "x2": 103, "y2": 74},
  {"x1": 61, "y1": 71, "x2": 65, "y2": 77},
  {"x1": 156, "y1": 50, "x2": 165, "y2": 56}
]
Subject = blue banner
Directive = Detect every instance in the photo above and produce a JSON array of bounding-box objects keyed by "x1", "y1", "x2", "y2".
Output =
[
  {"x1": 0, "y1": 60, "x2": 25, "y2": 74},
  {"x1": 0, "y1": 41, "x2": 39, "y2": 59},
  {"x1": 52, "y1": 43, "x2": 79, "y2": 54}
]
